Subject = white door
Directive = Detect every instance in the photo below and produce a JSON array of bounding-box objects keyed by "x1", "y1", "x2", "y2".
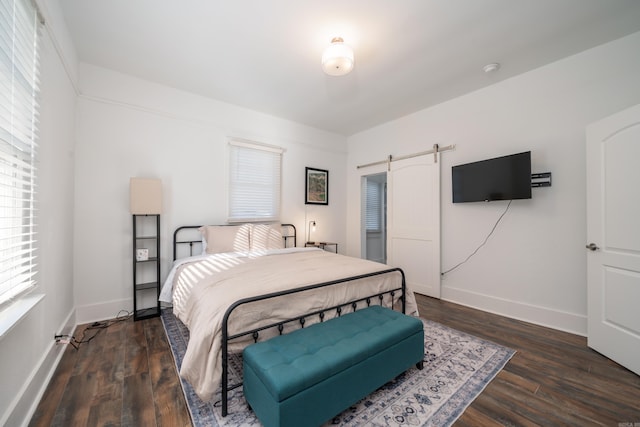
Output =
[
  {"x1": 387, "y1": 154, "x2": 440, "y2": 298},
  {"x1": 586, "y1": 104, "x2": 640, "y2": 376}
]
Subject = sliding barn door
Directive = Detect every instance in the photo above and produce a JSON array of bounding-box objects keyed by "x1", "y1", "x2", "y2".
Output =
[{"x1": 387, "y1": 154, "x2": 440, "y2": 298}]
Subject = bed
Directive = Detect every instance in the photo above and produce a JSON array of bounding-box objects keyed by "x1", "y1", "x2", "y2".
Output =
[{"x1": 159, "y1": 222, "x2": 419, "y2": 416}]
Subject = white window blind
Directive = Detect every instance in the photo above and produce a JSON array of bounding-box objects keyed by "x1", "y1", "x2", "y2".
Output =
[
  {"x1": 0, "y1": 0, "x2": 42, "y2": 305},
  {"x1": 366, "y1": 180, "x2": 382, "y2": 231},
  {"x1": 228, "y1": 139, "x2": 283, "y2": 222}
]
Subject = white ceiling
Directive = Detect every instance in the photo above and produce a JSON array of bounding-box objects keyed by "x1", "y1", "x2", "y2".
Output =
[{"x1": 57, "y1": 0, "x2": 640, "y2": 136}]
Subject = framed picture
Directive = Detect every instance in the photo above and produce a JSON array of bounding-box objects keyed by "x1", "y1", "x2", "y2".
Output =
[
  {"x1": 136, "y1": 248, "x2": 149, "y2": 262},
  {"x1": 305, "y1": 167, "x2": 329, "y2": 205}
]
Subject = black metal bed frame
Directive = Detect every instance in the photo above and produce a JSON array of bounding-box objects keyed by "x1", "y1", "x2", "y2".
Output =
[{"x1": 172, "y1": 224, "x2": 407, "y2": 417}]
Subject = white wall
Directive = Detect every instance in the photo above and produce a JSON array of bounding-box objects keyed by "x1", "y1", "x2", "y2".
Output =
[
  {"x1": 347, "y1": 32, "x2": 640, "y2": 335},
  {"x1": 6, "y1": 4, "x2": 638, "y2": 422},
  {"x1": 73, "y1": 64, "x2": 348, "y2": 322},
  {"x1": 0, "y1": 2, "x2": 78, "y2": 424}
]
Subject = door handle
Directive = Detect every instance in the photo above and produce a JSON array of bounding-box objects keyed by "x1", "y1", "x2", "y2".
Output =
[{"x1": 585, "y1": 243, "x2": 599, "y2": 251}]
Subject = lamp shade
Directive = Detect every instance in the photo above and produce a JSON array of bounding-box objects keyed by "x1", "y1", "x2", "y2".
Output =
[
  {"x1": 130, "y1": 178, "x2": 162, "y2": 214},
  {"x1": 322, "y1": 37, "x2": 354, "y2": 76}
]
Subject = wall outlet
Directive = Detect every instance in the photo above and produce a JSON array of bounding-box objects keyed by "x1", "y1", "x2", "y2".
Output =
[{"x1": 54, "y1": 333, "x2": 71, "y2": 343}]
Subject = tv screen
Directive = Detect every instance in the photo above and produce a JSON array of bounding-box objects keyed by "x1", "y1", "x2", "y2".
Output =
[{"x1": 452, "y1": 151, "x2": 532, "y2": 203}]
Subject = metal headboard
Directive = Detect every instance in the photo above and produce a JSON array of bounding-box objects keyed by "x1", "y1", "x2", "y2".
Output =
[{"x1": 172, "y1": 223, "x2": 297, "y2": 261}]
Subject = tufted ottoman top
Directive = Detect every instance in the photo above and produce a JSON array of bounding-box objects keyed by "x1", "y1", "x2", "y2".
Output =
[{"x1": 242, "y1": 305, "x2": 423, "y2": 402}]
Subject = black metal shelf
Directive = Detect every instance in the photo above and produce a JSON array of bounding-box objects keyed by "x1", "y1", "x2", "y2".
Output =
[
  {"x1": 135, "y1": 257, "x2": 158, "y2": 264},
  {"x1": 133, "y1": 214, "x2": 160, "y2": 321},
  {"x1": 135, "y1": 281, "x2": 159, "y2": 291},
  {"x1": 134, "y1": 306, "x2": 161, "y2": 320}
]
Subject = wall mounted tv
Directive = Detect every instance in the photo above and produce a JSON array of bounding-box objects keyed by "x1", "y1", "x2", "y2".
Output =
[{"x1": 452, "y1": 151, "x2": 531, "y2": 203}]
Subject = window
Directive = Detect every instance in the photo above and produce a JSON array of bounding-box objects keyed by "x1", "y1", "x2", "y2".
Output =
[
  {"x1": 228, "y1": 139, "x2": 283, "y2": 223},
  {"x1": 365, "y1": 180, "x2": 383, "y2": 232},
  {"x1": 0, "y1": 0, "x2": 43, "y2": 306}
]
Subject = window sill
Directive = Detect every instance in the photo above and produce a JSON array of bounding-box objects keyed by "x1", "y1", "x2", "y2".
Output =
[{"x1": 0, "y1": 293, "x2": 45, "y2": 341}]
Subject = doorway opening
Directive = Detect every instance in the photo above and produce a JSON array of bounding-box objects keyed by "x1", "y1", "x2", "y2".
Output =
[{"x1": 362, "y1": 173, "x2": 387, "y2": 263}]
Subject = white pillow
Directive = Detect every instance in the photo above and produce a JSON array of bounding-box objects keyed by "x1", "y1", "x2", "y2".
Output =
[
  {"x1": 251, "y1": 223, "x2": 284, "y2": 250},
  {"x1": 198, "y1": 225, "x2": 251, "y2": 254}
]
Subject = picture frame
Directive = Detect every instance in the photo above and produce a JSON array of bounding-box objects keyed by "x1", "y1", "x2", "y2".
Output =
[
  {"x1": 305, "y1": 167, "x2": 329, "y2": 205},
  {"x1": 136, "y1": 248, "x2": 149, "y2": 262}
]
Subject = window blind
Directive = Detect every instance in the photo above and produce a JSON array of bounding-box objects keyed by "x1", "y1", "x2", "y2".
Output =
[
  {"x1": 228, "y1": 139, "x2": 283, "y2": 223},
  {"x1": 365, "y1": 180, "x2": 381, "y2": 231},
  {"x1": 0, "y1": 0, "x2": 42, "y2": 305}
]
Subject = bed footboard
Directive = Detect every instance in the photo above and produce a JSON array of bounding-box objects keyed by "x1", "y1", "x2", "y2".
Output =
[{"x1": 219, "y1": 267, "x2": 406, "y2": 417}]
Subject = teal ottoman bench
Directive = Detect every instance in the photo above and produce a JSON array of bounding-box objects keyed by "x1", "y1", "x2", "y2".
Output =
[{"x1": 242, "y1": 305, "x2": 424, "y2": 427}]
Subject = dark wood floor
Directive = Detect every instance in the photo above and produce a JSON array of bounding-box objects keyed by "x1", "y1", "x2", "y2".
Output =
[
  {"x1": 29, "y1": 315, "x2": 190, "y2": 427},
  {"x1": 419, "y1": 296, "x2": 640, "y2": 426},
  {"x1": 30, "y1": 294, "x2": 640, "y2": 426}
]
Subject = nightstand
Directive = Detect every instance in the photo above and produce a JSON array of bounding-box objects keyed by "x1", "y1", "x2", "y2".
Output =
[{"x1": 305, "y1": 241, "x2": 338, "y2": 253}]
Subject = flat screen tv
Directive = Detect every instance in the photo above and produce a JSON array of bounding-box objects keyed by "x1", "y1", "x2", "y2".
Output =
[{"x1": 452, "y1": 151, "x2": 531, "y2": 203}]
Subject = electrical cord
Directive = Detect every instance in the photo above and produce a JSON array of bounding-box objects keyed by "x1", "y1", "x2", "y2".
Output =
[
  {"x1": 61, "y1": 310, "x2": 132, "y2": 350},
  {"x1": 441, "y1": 199, "x2": 512, "y2": 276}
]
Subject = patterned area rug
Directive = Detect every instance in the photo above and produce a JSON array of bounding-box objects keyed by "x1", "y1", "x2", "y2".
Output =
[{"x1": 161, "y1": 309, "x2": 514, "y2": 427}]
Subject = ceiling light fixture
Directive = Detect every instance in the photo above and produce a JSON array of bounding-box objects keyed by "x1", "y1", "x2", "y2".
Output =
[{"x1": 322, "y1": 37, "x2": 354, "y2": 76}]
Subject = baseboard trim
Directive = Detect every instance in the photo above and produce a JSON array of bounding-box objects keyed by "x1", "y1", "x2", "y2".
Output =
[
  {"x1": 75, "y1": 298, "x2": 132, "y2": 324},
  {"x1": 441, "y1": 286, "x2": 587, "y2": 336},
  {"x1": 5, "y1": 308, "x2": 75, "y2": 427}
]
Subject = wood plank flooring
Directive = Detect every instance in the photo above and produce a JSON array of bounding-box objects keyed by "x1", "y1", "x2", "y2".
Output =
[
  {"x1": 30, "y1": 294, "x2": 640, "y2": 426},
  {"x1": 418, "y1": 296, "x2": 640, "y2": 426},
  {"x1": 29, "y1": 316, "x2": 190, "y2": 427}
]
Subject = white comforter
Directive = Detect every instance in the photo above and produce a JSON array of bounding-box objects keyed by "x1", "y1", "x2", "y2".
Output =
[{"x1": 160, "y1": 247, "x2": 418, "y2": 401}]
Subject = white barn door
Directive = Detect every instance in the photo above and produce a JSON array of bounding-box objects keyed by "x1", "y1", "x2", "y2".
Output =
[
  {"x1": 586, "y1": 104, "x2": 640, "y2": 376},
  {"x1": 387, "y1": 154, "x2": 440, "y2": 298}
]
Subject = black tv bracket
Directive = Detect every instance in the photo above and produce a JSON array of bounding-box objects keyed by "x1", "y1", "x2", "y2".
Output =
[{"x1": 531, "y1": 172, "x2": 552, "y2": 188}]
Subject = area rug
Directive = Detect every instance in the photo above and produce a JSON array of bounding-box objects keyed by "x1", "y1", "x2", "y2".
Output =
[{"x1": 161, "y1": 309, "x2": 514, "y2": 427}]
